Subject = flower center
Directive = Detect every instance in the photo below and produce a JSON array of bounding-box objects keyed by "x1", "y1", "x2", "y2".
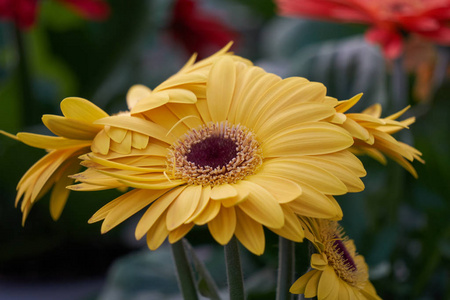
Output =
[
  {"x1": 321, "y1": 221, "x2": 367, "y2": 287},
  {"x1": 186, "y1": 136, "x2": 237, "y2": 169},
  {"x1": 167, "y1": 121, "x2": 262, "y2": 186}
]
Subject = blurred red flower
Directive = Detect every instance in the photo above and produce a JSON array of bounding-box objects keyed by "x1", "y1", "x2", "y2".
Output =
[
  {"x1": 0, "y1": 0, "x2": 110, "y2": 30},
  {"x1": 169, "y1": 0, "x2": 237, "y2": 59},
  {"x1": 276, "y1": 0, "x2": 450, "y2": 58}
]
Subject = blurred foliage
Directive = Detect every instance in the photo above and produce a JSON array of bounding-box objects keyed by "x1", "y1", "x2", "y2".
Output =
[{"x1": 1, "y1": 0, "x2": 450, "y2": 299}]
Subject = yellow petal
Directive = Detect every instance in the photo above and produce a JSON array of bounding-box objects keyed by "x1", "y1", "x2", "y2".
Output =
[
  {"x1": 290, "y1": 270, "x2": 318, "y2": 294},
  {"x1": 30, "y1": 149, "x2": 79, "y2": 202},
  {"x1": 207, "y1": 57, "x2": 236, "y2": 121},
  {"x1": 109, "y1": 130, "x2": 132, "y2": 154},
  {"x1": 236, "y1": 74, "x2": 309, "y2": 128},
  {"x1": 166, "y1": 185, "x2": 202, "y2": 231},
  {"x1": 335, "y1": 94, "x2": 362, "y2": 113},
  {"x1": 208, "y1": 205, "x2": 236, "y2": 245},
  {"x1": 249, "y1": 80, "x2": 326, "y2": 129},
  {"x1": 237, "y1": 181, "x2": 284, "y2": 228},
  {"x1": 193, "y1": 199, "x2": 221, "y2": 225},
  {"x1": 42, "y1": 115, "x2": 102, "y2": 140},
  {"x1": 210, "y1": 183, "x2": 238, "y2": 200},
  {"x1": 146, "y1": 212, "x2": 169, "y2": 250},
  {"x1": 268, "y1": 205, "x2": 304, "y2": 242},
  {"x1": 248, "y1": 175, "x2": 302, "y2": 203},
  {"x1": 346, "y1": 113, "x2": 386, "y2": 125},
  {"x1": 340, "y1": 118, "x2": 371, "y2": 142},
  {"x1": 361, "y1": 103, "x2": 382, "y2": 117},
  {"x1": 318, "y1": 266, "x2": 339, "y2": 300},
  {"x1": 135, "y1": 187, "x2": 185, "y2": 240},
  {"x1": 228, "y1": 68, "x2": 280, "y2": 125},
  {"x1": 60, "y1": 97, "x2": 109, "y2": 123},
  {"x1": 132, "y1": 131, "x2": 149, "y2": 149},
  {"x1": 254, "y1": 103, "x2": 336, "y2": 138},
  {"x1": 49, "y1": 159, "x2": 81, "y2": 220},
  {"x1": 168, "y1": 223, "x2": 194, "y2": 244},
  {"x1": 294, "y1": 156, "x2": 365, "y2": 193},
  {"x1": 196, "y1": 99, "x2": 212, "y2": 123},
  {"x1": 91, "y1": 130, "x2": 110, "y2": 155},
  {"x1": 304, "y1": 270, "x2": 322, "y2": 298},
  {"x1": 186, "y1": 185, "x2": 212, "y2": 223},
  {"x1": 261, "y1": 159, "x2": 348, "y2": 195},
  {"x1": 105, "y1": 126, "x2": 128, "y2": 143},
  {"x1": 155, "y1": 73, "x2": 208, "y2": 91},
  {"x1": 166, "y1": 88, "x2": 197, "y2": 104},
  {"x1": 311, "y1": 253, "x2": 328, "y2": 270},
  {"x1": 288, "y1": 183, "x2": 342, "y2": 219},
  {"x1": 68, "y1": 182, "x2": 118, "y2": 191},
  {"x1": 130, "y1": 91, "x2": 170, "y2": 114},
  {"x1": 101, "y1": 189, "x2": 167, "y2": 233},
  {"x1": 166, "y1": 103, "x2": 204, "y2": 129},
  {"x1": 234, "y1": 208, "x2": 265, "y2": 255},
  {"x1": 126, "y1": 84, "x2": 152, "y2": 110},
  {"x1": 142, "y1": 105, "x2": 190, "y2": 137},
  {"x1": 17, "y1": 133, "x2": 91, "y2": 149},
  {"x1": 227, "y1": 66, "x2": 266, "y2": 123},
  {"x1": 263, "y1": 124, "x2": 354, "y2": 157},
  {"x1": 386, "y1": 105, "x2": 410, "y2": 120},
  {"x1": 0, "y1": 130, "x2": 19, "y2": 141},
  {"x1": 117, "y1": 178, "x2": 185, "y2": 190},
  {"x1": 313, "y1": 150, "x2": 367, "y2": 178},
  {"x1": 94, "y1": 116, "x2": 175, "y2": 144},
  {"x1": 221, "y1": 182, "x2": 249, "y2": 207}
]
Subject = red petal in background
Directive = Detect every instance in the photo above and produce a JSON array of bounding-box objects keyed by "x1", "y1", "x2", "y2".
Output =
[{"x1": 59, "y1": 0, "x2": 110, "y2": 21}]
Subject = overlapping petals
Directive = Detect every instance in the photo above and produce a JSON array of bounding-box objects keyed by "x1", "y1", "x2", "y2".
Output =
[
  {"x1": 74, "y1": 55, "x2": 368, "y2": 255},
  {"x1": 335, "y1": 94, "x2": 424, "y2": 177},
  {"x1": 0, "y1": 97, "x2": 107, "y2": 222}
]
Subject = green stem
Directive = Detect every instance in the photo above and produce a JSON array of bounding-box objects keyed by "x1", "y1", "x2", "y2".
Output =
[
  {"x1": 183, "y1": 239, "x2": 222, "y2": 300},
  {"x1": 276, "y1": 237, "x2": 295, "y2": 300},
  {"x1": 171, "y1": 240, "x2": 199, "y2": 300},
  {"x1": 225, "y1": 237, "x2": 245, "y2": 300},
  {"x1": 13, "y1": 24, "x2": 34, "y2": 127}
]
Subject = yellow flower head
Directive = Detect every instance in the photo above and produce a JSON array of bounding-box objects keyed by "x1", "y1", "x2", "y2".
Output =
[
  {"x1": 291, "y1": 218, "x2": 381, "y2": 300},
  {"x1": 72, "y1": 51, "x2": 368, "y2": 255},
  {"x1": 335, "y1": 94, "x2": 424, "y2": 177}
]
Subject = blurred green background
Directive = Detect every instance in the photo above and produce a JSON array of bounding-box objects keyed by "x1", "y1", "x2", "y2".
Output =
[{"x1": 1, "y1": 0, "x2": 449, "y2": 299}]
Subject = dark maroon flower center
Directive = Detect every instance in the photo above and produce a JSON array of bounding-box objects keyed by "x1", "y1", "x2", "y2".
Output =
[
  {"x1": 333, "y1": 238, "x2": 357, "y2": 271},
  {"x1": 186, "y1": 136, "x2": 237, "y2": 168}
]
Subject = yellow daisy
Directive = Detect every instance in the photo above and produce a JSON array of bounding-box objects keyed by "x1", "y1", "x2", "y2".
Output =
[
  {"x1": 290, "y1": 218, "x2": 381, "y2": 300},
  {"x1": 72, "y1": 55, "x2": 367, "y2": 255},
  {"x1": 335, "y1": 94, "x2": 424, "y2": 178}
]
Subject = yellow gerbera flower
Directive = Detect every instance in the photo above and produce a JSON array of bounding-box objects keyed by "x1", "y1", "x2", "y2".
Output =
[
  {"x1": 72, "y1": 56, "x2": 367, "y2": 255},
  {"x1": 290, "y1": 218, "x2": 381, "y2": 300},
  {"x1": 335, "y1": 94, "x2": 424, "y2": 177}
]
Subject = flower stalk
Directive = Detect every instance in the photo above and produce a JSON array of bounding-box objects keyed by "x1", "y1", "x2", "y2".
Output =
[
  {"x1": 276, "y1": 237, "x2": 295, "y2": 300},
  {"x1": 225, "y1": 237, "x2": 245, "y2": 300},
  {"x1": 171, "y1": 240, "x2": 199, "y2": 300}
]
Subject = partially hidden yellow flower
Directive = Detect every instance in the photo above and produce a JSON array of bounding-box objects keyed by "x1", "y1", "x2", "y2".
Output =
[
  {"x1": 335, "y1": 94, "x2": 424, "y2": 178},
  {"x1": 290, "y1": 218, "x2": 381, "y2": 300},
  {"x1": 71, "y1": 54, "x2": 367, "y2": 255}
]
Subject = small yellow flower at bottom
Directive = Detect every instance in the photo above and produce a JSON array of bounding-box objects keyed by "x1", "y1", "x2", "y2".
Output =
[{"x1": 290, "y1": 218, "x2": 381, "y2": 300}]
